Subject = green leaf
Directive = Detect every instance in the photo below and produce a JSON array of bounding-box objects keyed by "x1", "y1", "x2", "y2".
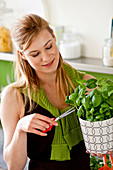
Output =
[
  {"x1": 76, "y1": 97, "x2": 81, "y2": 106},
  {"x1": 95, "y1": 114, "x2": 104, "y2": 120},
  {"x1": 65, "y1": 96, "x2": 74, "y2": 105},
  {"x1": 101, "y1": 102, "x2": 110, "y2": 108},
  {"x1": 102, "y1": 92, "x2": 109, "y2": 99},
  {"x1": 97, "y1": 78, "x2": 108, "y2": 86},
  {"x1": 69, "y1": 93, "x2": 77, "y2": 101},
  {"x1": 79, "y1": 89, "x2": 85, "y2": 98},
  {"x1": 86, "y1": 111, "x2": 92, "y2": 119},
  {"x1": 97, "y1": 78, "x2": 113, "y2": 92},
  {"x1": 104, "y1": 110, "x2": 112, "y2": 119},
  {"x1": 106, "y1": 94, "x2": 113, "y2": 107},
  {"x1": 99, "y1": 107, "x2": 108, "y2": 114},
  {"x1": 108, "y1": 90, "x2": 113, "y2": 96},
  {"x1": 86, "y1": 78, "x2": 97, "y2": 89},
  {"x1": 87, "y1": 115, "x2": 94, "y2": 122},
  {"x1": 94, "y1": 111, "x2": 100, "y2": 116},
  {"x1": 74, "y1": 87, "x2": 79, "y2": 94},
  {"x1": 77, "y1": 105, "x2": 85, "y2": 118},
  {"x1": 103, "y1": 85, "x2": 113, "y2": 93},
  {"x1": 78, "y1": 84, "x2": 86, "y2": 90},
  {"x1": 92, "y1": 94, "x2": 102, "y2": 107},
  {"x1": 90, "y1": 107, "x2": 95, "y2": 114},
  {"x1": 87, "y1": 88, "x2": 98, "y2": 98},
  {"x1": 76, "y1": 79, "x2": 86, "y2": 84},
  {"x1": 81, "y1": 97, "x2": 89, "y2": 110}
]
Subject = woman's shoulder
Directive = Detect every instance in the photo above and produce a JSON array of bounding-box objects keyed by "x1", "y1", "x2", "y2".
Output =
[
  {"x1": 1, "y1": 85, "x2": 24, "y2": 119},
  {"x1": 1, "y1": 85, "x2": 19, "y2": 100}
]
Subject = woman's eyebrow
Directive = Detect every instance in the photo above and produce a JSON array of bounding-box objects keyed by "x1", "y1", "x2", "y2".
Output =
[
  {"x1": 44, "y1": 39, "x2": 52, "y2": 47},
  {"x1": 27, "y1": 39, "x2": 52, "y2": 55},
  {"x1": 27, "y1": 50, "x2": 38, "y2": 55}
]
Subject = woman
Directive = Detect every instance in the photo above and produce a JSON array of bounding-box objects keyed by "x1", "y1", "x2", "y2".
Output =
[{"x1": 0, "y1": 14, "x2": 102, "y2": 170}]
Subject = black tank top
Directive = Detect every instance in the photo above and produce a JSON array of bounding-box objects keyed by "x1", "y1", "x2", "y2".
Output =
[{"x1": 24, "y1": 97, "x2": 91, "y2": 170}]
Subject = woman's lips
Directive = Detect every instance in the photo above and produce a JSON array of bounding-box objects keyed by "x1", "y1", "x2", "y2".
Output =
[{"x1": 42, "y1": 59, "x2": 54, "y2": 67}]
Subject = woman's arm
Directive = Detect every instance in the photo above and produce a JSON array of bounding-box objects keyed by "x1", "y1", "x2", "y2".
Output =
[
  {"x1": 0, "y1": 87, "x2": 58, "y2": 170},
  {"x1": 0, "y1": 87, "x2": 27, "y2": 170},
  {"x1": 84, "y1": 74, "x2": 95, "y2": 80}
]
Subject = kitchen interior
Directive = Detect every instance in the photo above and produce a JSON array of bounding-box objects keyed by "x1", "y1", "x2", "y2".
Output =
[{"x1": 0, "y1": 0, "x2": 113, "y2": 169}]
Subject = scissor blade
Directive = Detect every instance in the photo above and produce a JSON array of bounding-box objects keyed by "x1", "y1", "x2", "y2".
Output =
[{"x1": 55, "y1": 107, "x2": 75, "y2": 121}]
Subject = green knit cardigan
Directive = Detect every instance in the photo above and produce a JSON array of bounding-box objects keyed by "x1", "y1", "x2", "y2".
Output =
[{"x1": 31, "y1": 63, "x2": 85, "y2": 161}]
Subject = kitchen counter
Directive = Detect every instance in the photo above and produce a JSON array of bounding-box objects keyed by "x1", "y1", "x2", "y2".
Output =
[
  {"x1": 0, "y1": 52, "x2": 113, "y2": 74},
  {"x1": 64, "y1": 57, "x2": 113, "y2": 75},
  {"x1": 0, "y1": 52, "x2": 15, "y2": 62}
]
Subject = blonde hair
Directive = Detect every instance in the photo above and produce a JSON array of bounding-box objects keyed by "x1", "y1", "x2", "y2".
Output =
[{"x1": 10, "y1": 13, "x2": 75, "y2": 111}]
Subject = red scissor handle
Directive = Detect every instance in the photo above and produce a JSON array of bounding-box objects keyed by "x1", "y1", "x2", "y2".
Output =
[
  {"x1": 42, "y1": 118, "x2": 56, "y2": 133},
  {"x1": 99, "y1": 155, "x2": 109, "y2": 170},
  {"x1": 109, "y1": 155, "x2": 113, "y2": 169}
]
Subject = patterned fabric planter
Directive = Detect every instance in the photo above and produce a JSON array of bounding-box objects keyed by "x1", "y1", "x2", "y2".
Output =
[{"x1": 79, "y1": 117, "x2": 113, "y2": 154}]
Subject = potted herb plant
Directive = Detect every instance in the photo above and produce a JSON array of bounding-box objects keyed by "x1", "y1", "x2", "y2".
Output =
[{"x1": 65, "y1": 78, "x2": 113, "y2": 154}]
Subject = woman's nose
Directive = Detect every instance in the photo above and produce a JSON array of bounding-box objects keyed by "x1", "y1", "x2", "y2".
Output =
[{"x1": 41, "y1": 51, "x2": 49, "y2": 61}]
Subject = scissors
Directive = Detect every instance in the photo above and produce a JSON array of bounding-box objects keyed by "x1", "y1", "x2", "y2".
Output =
[
  {"x1": 42, "y1": 106, "x2": 75, "y2": 133},
  {"x1": 99, "y1": 154, "x2": 113, "y2": 170}
]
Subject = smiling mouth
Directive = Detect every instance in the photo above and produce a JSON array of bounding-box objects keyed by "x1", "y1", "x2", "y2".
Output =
[{"x1": 42, "y1": 59, "x2": 54, "y2": 67}]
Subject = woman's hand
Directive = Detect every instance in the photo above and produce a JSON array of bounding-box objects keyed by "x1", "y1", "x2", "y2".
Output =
[
  {"x1": 86, "y1": 150, "x2": 113, "y2": 157},
  {"x1": 17, "y1": 113, "x2": 58, "y2": 136}
]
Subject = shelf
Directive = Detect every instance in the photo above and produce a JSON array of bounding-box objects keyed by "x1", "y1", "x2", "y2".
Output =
[
  {"x1": 0, "y1": 52, "x2": 15, "y2": 61},
  {"x1": 65, "y1": 57, "x2": 113, "y2": 75}
]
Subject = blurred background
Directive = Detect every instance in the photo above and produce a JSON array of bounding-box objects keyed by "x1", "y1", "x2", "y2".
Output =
[{"x1": 0, "y1": 0, "x2": 113, "y2": 169}]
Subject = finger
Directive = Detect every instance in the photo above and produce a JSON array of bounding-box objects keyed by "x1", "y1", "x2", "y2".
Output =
[
  {"x1": 32, "y1": 119, "x2": 50, "y2": 129},
  {"x1": 31, "y1": 122, "x2": 48, "y2": 131},
  {"x1": 96, "y1": 153, "x2": 105, "y2": 158},
  {"x1": 34, "y1": 113, "x2": 58, "y2": 126},
  {"x1": 91, "y1": 153, "x2": 97, "y2": 157},
  {"x1": 29, "y1": 127, "x2": 47, "y2": 136},
  {"x1": 86, "y1": 150, "x2": 90, "y2": 154}
]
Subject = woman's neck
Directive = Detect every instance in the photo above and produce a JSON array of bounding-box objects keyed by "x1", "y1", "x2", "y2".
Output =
[{"x1": 38, "y1": 73, "x2": 57, "y2": 87}]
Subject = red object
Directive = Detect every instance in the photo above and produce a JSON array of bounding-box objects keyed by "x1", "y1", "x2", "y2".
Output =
[
  {"x1": 99, "y1": 155, "x2": 113, "y2": 170},
  {"x1": 109, "y1": 155, "x2": 113, "y2": 170},
  {"x1": 99, "y1": 155, "x2": 110, "y2": 170},
  {"x1": 42, "y1": 118, "x2": 56, "y2": 133}
]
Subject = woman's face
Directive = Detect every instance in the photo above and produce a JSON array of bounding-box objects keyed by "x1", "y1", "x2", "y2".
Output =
[{"x1": 23, "y1": 29, "x2": 60, "y2": 77}]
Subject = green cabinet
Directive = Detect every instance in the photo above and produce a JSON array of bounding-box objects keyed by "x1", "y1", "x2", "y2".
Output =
[
  {"x1": 82, "y1": 71, "x2": 113, "y2": 81},
  {"x1": 0, "y1": 60, "x2": 14, "y2": 92}
]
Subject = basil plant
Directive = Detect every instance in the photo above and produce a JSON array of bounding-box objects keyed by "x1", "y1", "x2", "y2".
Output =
[{"x1": 65, "y1": 78, "x2": 113, "y2": 122}]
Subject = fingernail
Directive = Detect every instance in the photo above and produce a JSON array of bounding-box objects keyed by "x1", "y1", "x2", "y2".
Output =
[{"x1": 45, "y1": 133, "x2": 47, "y2": 136}]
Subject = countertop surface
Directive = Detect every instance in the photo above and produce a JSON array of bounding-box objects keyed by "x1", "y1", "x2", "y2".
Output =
[
  {"x1": 0, "y1": 52, "x2": 113, "y2": 74},
  {"x1": 64, "y1": 57, "x2": 113, "y2": 74}
]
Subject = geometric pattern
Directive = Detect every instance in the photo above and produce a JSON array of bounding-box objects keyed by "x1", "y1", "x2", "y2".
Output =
[{"x1": 79, "y1": 117, "x2": 113, "y2": 154}]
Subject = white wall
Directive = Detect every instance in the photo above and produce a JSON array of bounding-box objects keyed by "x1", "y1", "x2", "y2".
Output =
[
  {"x1": 4, "y1": 0, "x2": 49, "y2": 26},
  {"x1": 4, "y1": 0, "x2": 113, "y2": 59},
  {"x1": 46, "y1": 0, "x2": 113, "y2": 59}
]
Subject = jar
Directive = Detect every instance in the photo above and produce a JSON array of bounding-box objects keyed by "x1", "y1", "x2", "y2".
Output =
[
  {"x1": 103, "y1": 38, "x2": 113, "y2": 66},
  {"x1": 50, "y1": 25, "x2": 64, "y2": 49},
  {"x1": 0, "y1": 0, "x2": 13, "y2": 53},
  {"x1": 59, "y1": 32, "x2": 82, "y2": 59}
]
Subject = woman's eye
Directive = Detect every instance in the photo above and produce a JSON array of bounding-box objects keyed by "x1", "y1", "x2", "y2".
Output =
[
  {"x1": 46, "y1": 44, "x2": 52, "y2": 50},
  {"x1": 32, "y1": 52, "x2": 40, "y2": 57}
]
